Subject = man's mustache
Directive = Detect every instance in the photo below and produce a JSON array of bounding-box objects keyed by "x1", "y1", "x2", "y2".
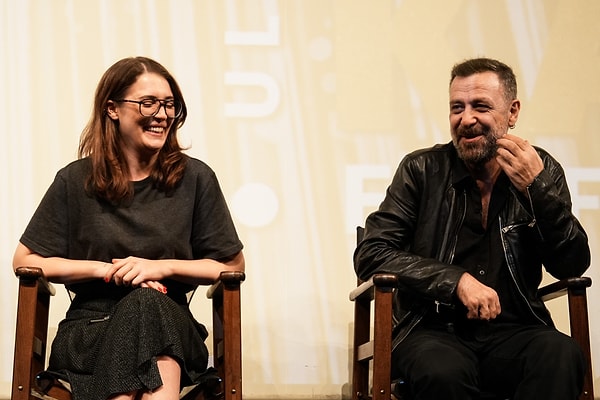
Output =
[{"x1": 457, "y1": 126, "x2": 486, "y2": 138}]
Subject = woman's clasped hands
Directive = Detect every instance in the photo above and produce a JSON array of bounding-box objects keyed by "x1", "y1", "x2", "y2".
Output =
[{"x1": 103, "y1": 257, "x2": 168, "y2": 294}]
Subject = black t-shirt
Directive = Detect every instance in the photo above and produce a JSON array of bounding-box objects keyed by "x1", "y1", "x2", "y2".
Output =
[{"x1": 20, "y1": 156, "x2": 243, "y2": 300}]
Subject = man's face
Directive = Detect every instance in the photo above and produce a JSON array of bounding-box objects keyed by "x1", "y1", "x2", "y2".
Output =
[{"x1": 449, "y1": 71, "x2": 519, "y2": 166}]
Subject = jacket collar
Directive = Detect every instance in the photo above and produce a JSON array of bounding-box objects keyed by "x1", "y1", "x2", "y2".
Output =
[{"x1": 448, "y1": 144, "x2": 473, "y2": 189}]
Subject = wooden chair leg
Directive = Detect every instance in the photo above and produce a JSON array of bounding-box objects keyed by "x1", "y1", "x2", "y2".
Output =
[
  {"x1": 12, "y1": 267, "x2": 55, "y2": 400},
  {"x1": 352, "y1": 294, "x2": 371, "y2": 400},
  {"x1": 567, "y1": 287, "x2": 594, "y2": 400},
  {"x1": 208, "y1": 271, "x2": 244, "y2": 400},
  {"x1": 350, "y1": 273, "x2": 398, "y2": 400},
  {"x1": 371, "y1": 277, "x2": 395, "y2": 400}
]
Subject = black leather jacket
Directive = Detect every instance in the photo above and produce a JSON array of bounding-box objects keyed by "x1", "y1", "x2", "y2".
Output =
[{"x1": 354, "y1": 142, "x2": 590, "y2": 351}]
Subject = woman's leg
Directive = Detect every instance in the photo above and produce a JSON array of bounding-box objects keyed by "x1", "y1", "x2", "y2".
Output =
[
  {"x1": 108, "y1": 392, "x2": 137, "y2": 400},
  {"x1": 106, "y1": 356, "x2": 181, "y2": 400},
  {"x1": 140, "y1": 355, "x2": 181, "y2": 400}
]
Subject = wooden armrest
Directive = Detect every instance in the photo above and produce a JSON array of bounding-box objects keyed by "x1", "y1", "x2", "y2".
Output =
[
  {"x1": 15, "y1": 266, "x2": 56, "y2": 296},
  {"x1": 349, "y1": 273, "x2": 398, "y2": 302},
  {"x1": 206, "y1": 271, "x2": 246, "y2": 299},
  {"x1": 538, "y1": 277, "x2": 592, "y2": 302}
]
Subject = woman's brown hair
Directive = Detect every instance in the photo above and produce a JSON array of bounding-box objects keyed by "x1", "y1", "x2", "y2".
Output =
[{"x1": 78, "y1": 56, "x2": 188, "y2": 204}]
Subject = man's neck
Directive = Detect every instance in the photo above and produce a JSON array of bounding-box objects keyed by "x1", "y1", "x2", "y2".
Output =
[
  {"x1": 466, "y1": 159, "x2": 503, "y2": 228},
  {"x1": 466, "y1": 159, "x2": 502, "y2": 186}
]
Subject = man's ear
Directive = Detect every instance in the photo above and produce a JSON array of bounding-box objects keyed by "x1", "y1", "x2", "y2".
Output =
[
  {"x1": 508, "y1": 99, "x2": 520, "y2": 127},
  {"x1": 106, "y1": 100, "x2": 119, "y2": 120}
]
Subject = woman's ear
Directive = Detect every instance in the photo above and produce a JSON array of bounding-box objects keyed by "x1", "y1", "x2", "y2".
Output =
[{"x1": 106, "y1": 100, "x2": 119, "y2": 120}]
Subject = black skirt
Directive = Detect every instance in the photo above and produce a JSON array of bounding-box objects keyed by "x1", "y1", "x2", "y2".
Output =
[{"x1": 48, "y1": 287, "x2": 210, "y2": 400}]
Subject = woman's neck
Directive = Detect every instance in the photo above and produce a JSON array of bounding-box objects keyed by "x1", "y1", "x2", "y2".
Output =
[{"x1": 123, "y1": 149, "x2": 158, "y2": 181}]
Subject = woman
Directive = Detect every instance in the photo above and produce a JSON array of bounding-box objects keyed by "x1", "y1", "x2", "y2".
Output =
[{"x1": 13, "y1": 56, "x2": 245, "y2": 400}]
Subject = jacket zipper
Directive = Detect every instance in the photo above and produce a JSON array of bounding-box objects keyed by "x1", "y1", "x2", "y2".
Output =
[
  {"x1": 498, "y1": 216, "x2": 547, "y2": 325},
  {"x1": 89, "y1": 315, "x2": 111, "y2": 324},
  {"x1": 433, "y1": 189, "x2": 466, "y2": 310},
  {"x1": 447, "y1": 189, "x2": 467, "y2": 265}
]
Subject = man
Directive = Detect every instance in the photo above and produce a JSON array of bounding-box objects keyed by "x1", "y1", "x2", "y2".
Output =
[{"x1": 354, "y1": 58, "x2": 590, "y2": 399}]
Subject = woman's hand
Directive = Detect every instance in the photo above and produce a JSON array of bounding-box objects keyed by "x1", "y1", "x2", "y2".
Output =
[
  {"x1": 104, "y1": 257, "x2": 169, "y2": 288},
  {"x1": 140, "y1": 280, "x2": 168, "y2": 294},
  {"x1": 103, "y1": 251, "x2": 245, "y2": 288}
]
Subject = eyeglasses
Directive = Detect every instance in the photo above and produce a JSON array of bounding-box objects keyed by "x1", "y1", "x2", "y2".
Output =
[{"x1": 114, "y1": 98, "x2": 182, "y2": 118}]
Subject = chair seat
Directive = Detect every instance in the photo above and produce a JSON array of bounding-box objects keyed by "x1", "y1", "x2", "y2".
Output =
[{"x1": 34, "y1": 370, "x2": 225, "y2": 400}]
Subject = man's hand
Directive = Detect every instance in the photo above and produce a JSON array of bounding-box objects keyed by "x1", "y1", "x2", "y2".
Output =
[
  {"x1": 456, "y1": 272, "x2": 501, "y2": 320},
  {"x1": 496, "y1": 133, "x2": 544, "y2": 193}
]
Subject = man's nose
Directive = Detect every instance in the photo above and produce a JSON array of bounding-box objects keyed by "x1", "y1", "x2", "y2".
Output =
[{"x1": 460, "y1": 107, "x2": 477, "y2": 126}]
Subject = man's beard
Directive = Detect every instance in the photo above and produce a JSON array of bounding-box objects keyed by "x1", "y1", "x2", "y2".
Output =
[{"x1": 453, "y1": 126, "x2": 501, "y2": 166}]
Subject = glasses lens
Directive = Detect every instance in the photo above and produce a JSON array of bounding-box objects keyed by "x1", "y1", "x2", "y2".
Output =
[
  {"x1": 169, "y1": 101, "x2": 183, "y2": 118},
  {"x1": 139, "y1": 99, "x2": 181, "y2": 118}
]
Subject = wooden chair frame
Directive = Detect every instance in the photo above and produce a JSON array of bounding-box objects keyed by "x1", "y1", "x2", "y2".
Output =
[
  {"x1": 11, "y1": 266, "x2": 245, "y2": 400},
  {"x1": 350, "y1": 274, "x2": 594, "y2": 400}
]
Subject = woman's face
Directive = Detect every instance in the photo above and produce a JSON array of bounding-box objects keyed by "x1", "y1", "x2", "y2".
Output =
[{"x1": 107, "y1": 72, "x2": 176, "y2": 159}]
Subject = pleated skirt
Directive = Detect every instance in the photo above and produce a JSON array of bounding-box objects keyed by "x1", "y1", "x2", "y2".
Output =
[{"x1": 48, "y1": 287, "x2": 210, "y2": 400}]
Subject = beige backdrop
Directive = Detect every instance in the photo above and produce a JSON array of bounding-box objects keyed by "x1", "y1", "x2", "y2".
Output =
[{"x1": 1, "y1": 0, "x2": 599, "y2": 398}]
